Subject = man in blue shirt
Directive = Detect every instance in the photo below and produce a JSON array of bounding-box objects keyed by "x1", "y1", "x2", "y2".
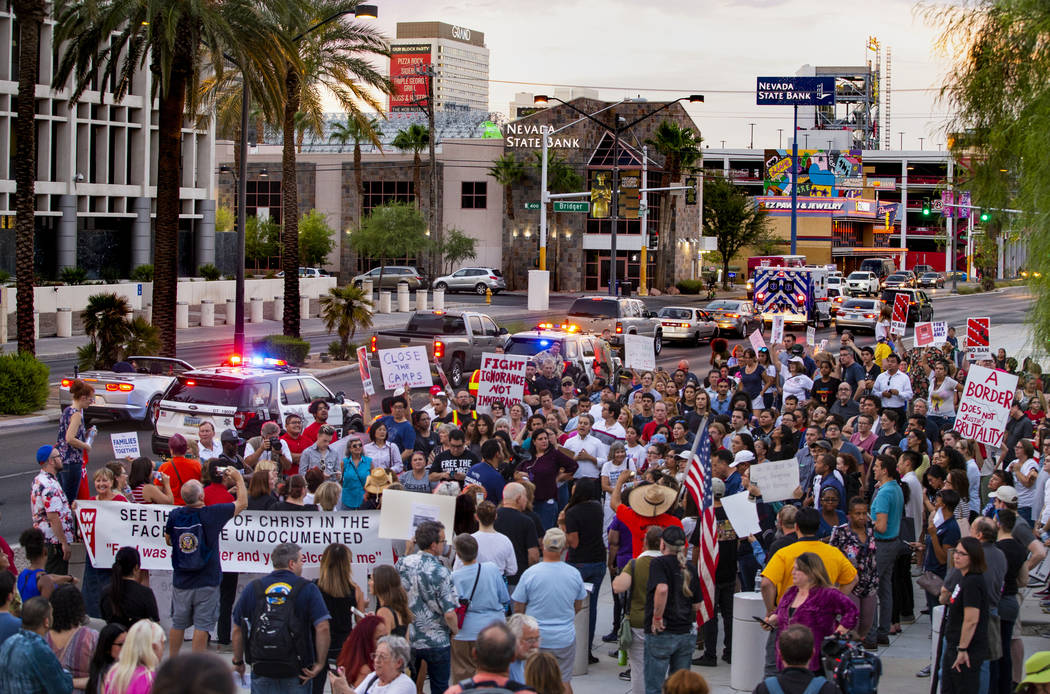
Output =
[
  {"x1": 466, "y1": 440, "x2": 507, "y2": 504},
  {"x1": 232, "y1": 542, "x2": 331, "y2": 692},
  {"x1": 380, "y1": 396, "x2": 416, "y2": 468},
  {"x1": 869, "y1": 456, "x2": 905, "y2": 645},
  {"x1": 0, "y1": 596, "x2": 72, "y2": 694}
]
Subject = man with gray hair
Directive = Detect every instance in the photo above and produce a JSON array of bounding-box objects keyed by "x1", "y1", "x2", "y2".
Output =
[
  {"x1": 244, "y1": 420, "x2": 293, "y2": 471},
  {"x1": 507, "y1": 613, "x2": 541, "y2": 683},
  {"x1": 232, "y1": 543, "x2": 331, "y2": 693},
  {"x1": 165, "y1": 466, "x2": 246, "y2": 657},
  {"x1": 495, "y1": 483, "x2": 540, "y2": 590}
]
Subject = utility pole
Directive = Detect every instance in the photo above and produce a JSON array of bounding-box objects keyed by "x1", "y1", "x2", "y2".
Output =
[
  {"x1": 918, "y1": 137, "x2": 925, "y2": 150},
  {"x1": 777, "y1": 129, "x2": 783, "y2": 148},
  {"x1": 425, "y1": 66, "x2": 439, "y2": 278},
  {"x1": 749, "y1": 123, "x2": 755, "y2": 149},
  {"x1": 898, "y1": 131, "x2": 904, "y2": 150}
]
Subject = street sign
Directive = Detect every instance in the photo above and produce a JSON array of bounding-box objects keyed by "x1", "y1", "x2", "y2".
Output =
[
  {"x1": 553, "y1": 201, "x2": 589, "y2": 213},
  {"x1": 524, "y1": 202, "x2": 540, "y2": 210},
  {"x1": 756, "y1": 76, "x2": 836, "y2": 106}
]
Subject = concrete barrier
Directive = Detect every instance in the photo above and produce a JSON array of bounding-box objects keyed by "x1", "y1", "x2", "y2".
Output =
[
  {"x1": 176, "y1": 302, "x2": 189, "y2": 329},
  {"x1": 250, "y1": 297, "x2": 264, "y2": 323},
  {"x1": 433, "y1": 289, "x2": 445, "y2": 310},
  {"x1": 273, "y1": 296, "x2": 283, "y2": 322},
  {"x1": 378, "y1": 291, "x2": 391, "y2": 314},
  {"x1": 416, "y1": 290, "x2": 428, "y2": 311},
  {"x1": 301, "y1": 296, "x2": 311, "y2": 320},
  {"x1": 200, "y1": 300, "x2": 215, "y2": 327},
  {"x1": 56, "y1": 308, "x2": 72, "y2": 338},
  {"x1": 397, "y1": 283, "x2": 410, "y2": 312}
]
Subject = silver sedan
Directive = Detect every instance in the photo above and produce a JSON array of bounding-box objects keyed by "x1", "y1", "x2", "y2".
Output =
[{"x1": 656, "y1": 306, "x2": 719, "y2": 345}]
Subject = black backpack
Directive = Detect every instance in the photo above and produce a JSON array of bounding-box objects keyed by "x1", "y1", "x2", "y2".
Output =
[
  {"x1": 246, "y1": 578, "x2": 306, "y2": 678},
  {"x1": 457, "y1": 678, "x2": 531, "y2": 694}
]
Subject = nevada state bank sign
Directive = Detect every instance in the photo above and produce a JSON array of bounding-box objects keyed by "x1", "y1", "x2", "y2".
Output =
[{"x1": 503, "y1": 123, "x2": 581, "y2": 149}]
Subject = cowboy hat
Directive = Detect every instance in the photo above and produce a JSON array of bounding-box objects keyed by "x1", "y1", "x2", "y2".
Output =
[
  {"x1": 364, "y1": 468, "x2": 394, "y2": 495},
  {"x1": 628, "y1": 483, "x2": 678, "y2": 517}
]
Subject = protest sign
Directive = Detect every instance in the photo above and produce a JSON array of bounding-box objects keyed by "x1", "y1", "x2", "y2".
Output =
[
  {"x1": 891, "y1": 293, "x2": 909, "y2": 336},
  {"x1": 747, "y1": 458, "x2": 800, "y2": 502},
  {"x1": 110, "y1": 432, "x2": 140, "y2": 459},
  {"x1": 749, "y1": 329, "x2": 766, "y2": 353},
  {"x1": 954, "y1": 364, "x2": 1018, "y2": 447},
  {"x1": 771, "y1": 315, "x2": 785, "y2": 345},
  {"x1": 967, "y1": 317, "x2": 990, "y2": 359},
  {"x1": 356, "y1": 346, "x2": 374, "y2": 396},
  {"x1": 818, "y1": 339, "x2": 827, "y2": 353},
  {"x1": 806, "y1": 326, "x2": 816, "y2": 346},
  {"x1": 75, "y1": 501, "x2": 390, "y2": 572},
  {"x1": 378, "y1": 489, "x2": 456, "y2": 540},
  {"x1": 475, "y1": 353, "x2": 529, "y2": 414},
  {"x1": 721, "y1": 492, "x2": 761, "y2": 536},
  {"x1": 433, "y1": 359, "x2": 454, "y2": 398},
  {"x1": 378, "y1": 346, "x2": 432, "y2": 390},
  {"x1": 932, "y1": 322, "x2": 949, "y2": 344},
  {"x1": 914, "y1": 322, "x2": 934, "y2": 347},
  {"x1": 624, "y1": 334, "x2": 656, "y2": 371}
]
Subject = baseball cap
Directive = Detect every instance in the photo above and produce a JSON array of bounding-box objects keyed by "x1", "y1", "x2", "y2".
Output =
[
  {"x1": 711, "y1": 477, "x2": 726, "y2": 499},
  {"x1": 36, "y1": 445, "x2": 53, "y2": 464},
  {"x1": 990, "y1": 485, "x2": 1019, "y2": 505},
  {"x1": 661, "y1": 526, "x2": 687, "y2": 548},
  {"x1": 731, "y1": 450, "x2": 755, "y2": 467},
  {"x1": 789, "y1": 356, "x2": 805, "y2": 365},
  {"x1": 543, "y1": 527, "x2": 567, "y2": 552},
  {"x1": 810, "y1": 439, "x2": 833, "y2": 451},
  {"x1": 790, "y1": 344, "x2": 805, "y2": 356},
  {"x1": 429, "y1": 385, "x2": 444, "y2": 396},
  {"x1": 220, "y1": 429, "x2": 241, "y2": 444},
  {"x1": 561, "y1": 377, "x2": 574, "y2": 386}
]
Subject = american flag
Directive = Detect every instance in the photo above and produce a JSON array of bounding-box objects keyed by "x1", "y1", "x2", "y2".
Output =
[{"x1": 685, "y1": 423, "x2": 718, "y2": 624}]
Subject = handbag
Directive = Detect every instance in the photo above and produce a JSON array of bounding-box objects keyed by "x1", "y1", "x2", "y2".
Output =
[
  {"x1": 454, "y1": 565, "x2": 482, "y2": 629},
  {"x1": 916, "y1": 570, "x2": 944, "y2": 596}
]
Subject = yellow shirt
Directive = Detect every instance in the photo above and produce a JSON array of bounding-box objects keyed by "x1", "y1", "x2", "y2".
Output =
[
  {"x1": 761, "y1": 539, "x2": 859, "y2": 602},
  {"x1": 874, "y1": 342, "x2": 892, "y2": 369}
]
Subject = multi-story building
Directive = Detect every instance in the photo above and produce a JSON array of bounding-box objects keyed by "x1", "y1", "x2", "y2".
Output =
[
  {"x1": 0, "y1": 6, "x2": 215, "y2": 279},
  {"x1": 389, "y1": 22, "x2": 489, "y2": 112}
]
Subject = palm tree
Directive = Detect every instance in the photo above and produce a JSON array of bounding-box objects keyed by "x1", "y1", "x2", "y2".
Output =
[
  {"x1": 12, "y1": 0, "x2": 46, "y2": 355},
  {"x1": 392, "y1": 124, "x2": 430, "y2": 209},
  {"x1": 275, "y1": 0, "x2": 389, "y2": 339},
  {"x1": 81, "y1": 293, "x2": 133, "y2": 369},
  {"x1": 330, "y1": 114, "x2": 383, "y2": 220},
  {"x1": 646, "y1": 120, "x2": 702, "y2": 290},
  {"x1": 320, "y1": 285, "x2": 373, "y2": 360},
  {"x1": 488, "y1": 153, "x2": 525, "y2": 220},
  {"x1": 53, "y1": 0, "x2": 296, "y2": 357}
]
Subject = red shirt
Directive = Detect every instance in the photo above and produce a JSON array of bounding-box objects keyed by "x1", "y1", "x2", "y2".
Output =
[
  {"x1": 91, "y1": 494, "x2": 128, "y2": 502},
  {"x1": 281, "y1": 433, "x2": 314, "y2": 476},
  {"x1": 300, "y1": 421, "x2": 339, "y2": 449},
  {"x1": 615, "y1": 504, "x2": 683, "y2": 557},
  {"x1": 641, "y1": 418, "x2": 670, "y2": 443},
  {"x1": 203, "y1": 483, "x2": 235, "y2": 506},
  {"x1": 0, "y1": 536, "x2": 15, "y2": 576},
  {"x1": 159, "y1": 456, "x2": 202, "y2": 505}
]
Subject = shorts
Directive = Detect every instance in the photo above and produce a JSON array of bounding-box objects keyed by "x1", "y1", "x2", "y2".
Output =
[
  {"x1": 171, "y1": 585, "x2": 221, "y2": 631},
  {"x1": 543, "y1": 643, "x2": 576, "y2": 682}
]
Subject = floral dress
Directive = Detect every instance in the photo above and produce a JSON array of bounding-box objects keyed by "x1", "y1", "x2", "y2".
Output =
[{"x1": 828, "y1": 520, "x2": 878, "y2": 598}]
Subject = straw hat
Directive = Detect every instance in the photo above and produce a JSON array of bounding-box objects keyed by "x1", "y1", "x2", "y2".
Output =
[
  {"x1": 364, "y1": 468, "x2": 393, "y2": 495},
  {"x1": 628, "y1": 483, "x2": 678, "y2": 517}
]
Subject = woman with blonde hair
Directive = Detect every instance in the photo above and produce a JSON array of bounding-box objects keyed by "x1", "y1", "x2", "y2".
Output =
[
  {"x1": 103, "y1": 619, "x2": 165, "y2": 694},
  {"x1": 524, "y1": 651, "x2": 564, "y2": 694},
  {"x1": 314, "y1": 481, "x2": 341, "y2": 511},
  {"x1": 313, "y1": 544, "x2": 364, "y2": 694}
]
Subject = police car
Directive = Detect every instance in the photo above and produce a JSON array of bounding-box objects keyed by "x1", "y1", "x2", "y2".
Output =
[
  {"x1": 504, "y1": 326, "x2": 619, "y2": 388},
  {"x1": 151, "y1": 355, "x2": 363, "y2": 455}
]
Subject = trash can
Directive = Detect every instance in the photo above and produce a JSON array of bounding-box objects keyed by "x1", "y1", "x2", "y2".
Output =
[
  {"x1": 620, "y1": 281, "x2": 632, "y2": 297},
  {"x1": 931, "y1": 604, "x2": 944, "y2": 687},
  {"x1": 730, "y1": 592, "x2": 768, "y2": 691},
  {"x1": 573, "y1": 583, "x2": 593, "y2": 676}
]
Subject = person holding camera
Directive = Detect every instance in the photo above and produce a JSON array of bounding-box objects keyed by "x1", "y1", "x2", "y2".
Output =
[{"x1": 244, "y1": 421, "x2": 293, "y2": 473}]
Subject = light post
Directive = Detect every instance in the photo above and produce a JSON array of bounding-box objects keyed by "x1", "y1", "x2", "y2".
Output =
[
  {"x1": 899, "y1": 131, "x2": 905, "y2": 150},
  {"x1": 749, "y1": 122, "x2": 755, "y2": 148},
  {"x1": 533, "y1": 93, "x2": 703, "y2": 295},
  {"x1": 777, "y1": 128, "x2": 783, "y2": 148}
]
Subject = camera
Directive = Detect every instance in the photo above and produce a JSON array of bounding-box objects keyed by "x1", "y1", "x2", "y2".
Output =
[{"x1": 269, "y1": 437, "x2": 281, "y2": 452}]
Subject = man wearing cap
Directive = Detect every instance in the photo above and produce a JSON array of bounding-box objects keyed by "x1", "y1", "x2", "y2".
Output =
[
  {"x1": 641, "y1": 526, "x2": 701, "y2": 694},
  {"x1": 726, "y1": 450, "x2": 752, "y2": 496},
  {"x1": 512, "y1": 528, "x2": 588, "y2": 692},
  {"x1": 612, "y1": 526, "x2": 664, "y2": 694},
  {"x1": 610, "y1": 472, "x2": 683, "y2": 557},
  {"x1": 692, "y1": 478, "x2": 736, "y2": 668},
  {"x1": 159, "y1": 434, "x2": 203, "y2": 506},
  {"x1": 216, "y1": 429, "x2": 245, "y2": 470},
  {"x1": 553, "y1": 377, "x2": 576, "y2": 409},
  {"x1": 991, "y1": 486, "x2": 1048, "y2": 571},
  {"x1": 30, "y1": 446, "x2": 73, "y2": 574},
  {"x1": 424, "y1": 389, "x2": 453, "y2": 424}
]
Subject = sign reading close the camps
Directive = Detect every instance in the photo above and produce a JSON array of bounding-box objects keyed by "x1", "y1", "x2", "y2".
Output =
[{"x1": 378, "y1": 346, "x2": 432, "y2": 390}]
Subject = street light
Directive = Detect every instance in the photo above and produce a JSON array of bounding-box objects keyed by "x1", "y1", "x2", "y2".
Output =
[{"x1": 532, "y1": 93, "x2": 704, "y2": 296}]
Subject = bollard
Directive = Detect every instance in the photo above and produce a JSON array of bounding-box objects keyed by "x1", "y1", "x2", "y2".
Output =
[
  {"x1": 250, "y1": 297, "x2": 264, "y2": 323},
  {"x1": 176, "y1": 302, "x2": 189, "y2": 329},
  {"x1": 573, "y1": 583, "x2": 592, "y2": 676},
  {"x1": 273, "y1": 296, "x2": 283, "y2": 322},
  {"x1": 200, "y1": 300, "x2": 215, "y2": 327},
  {"x1": 34, "y1": 311, "x2": 38, "y2": 340},
  {"x1": 363, "y1": 279, "x2": 373, "y2": 299},
  {"x1": 143, "y1": 304, "x2": 152, "y2": 324},
  {"x1": 56, "y1": 308, "x2": 72, "y2": 338},
  {"x1": 225, "y1": 299, "x2": 236, "y2": 326},
  {"x1": 300, "y1": 296, "x2": 311, "y2": 320},
  {"x1": 730, "y1": 592, "x2": 769, "y2": 692},
  {"x1": 415, "y1": 289, "x2": 428, "y2": 311},
  {"x1": 378, "y1": 291, "x2": 391, "y2": 314},
  {"x1": 397, "y1": 282, "x2": 410, "y2": 312},
  {"x1": 433, "y1": 288, "x2": 445, "y2": 311}
]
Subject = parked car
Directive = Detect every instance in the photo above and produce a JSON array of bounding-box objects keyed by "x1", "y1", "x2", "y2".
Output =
[
  {"x1": 61, "y1": 357, "x2": 194, "y2": 426},
  {"x1": 827, "y1": 287, "x2": 848, "y2": 316},
  {"x1": 152, "y1": 358, "x2": 363, "y2": 455},
  {"x1": 846, "y1": 271, "x2": 880, "y2": 296},
  {"x1": 880, "y1": 287, "x2": 935, "y2": 323},
  {"x1": 655, "y1": 306, "x2": 719, "y2": 345},
  {"x1": 834, "y1": 298, "x2": 882, "y2": 334},
  {"x1": 947, "y1": 270, "x2": 969, "y2": 281},
  {"x1": 882, "y1": 273, "x2": 912, "y2": 289},
  {"x1": 350, "y1": 266, "x2": 425, "y2": 290},
  {"x1": 564, "y1": 296, "x2": 664, "y2": 353},
  {"x1": 918, "y1": 272, "x2": 946, "y2": 288},
  {"x1": 859, "y1": 257, "x2": 897, "y2": 283},
  {"x1": 431, "y1": 267, "x2": 506, "y2": 295},
  {"x1": 703, "y1": 299, "x2": 758, "y2": 337},
  {"x1": 504, "y1": 329, "x2": 618, "y2": 388}
]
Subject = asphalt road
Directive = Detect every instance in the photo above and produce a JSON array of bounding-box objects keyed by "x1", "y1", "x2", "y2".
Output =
[{"x1": 0, "y1": 286, "x2": 1033, "y2": 540}]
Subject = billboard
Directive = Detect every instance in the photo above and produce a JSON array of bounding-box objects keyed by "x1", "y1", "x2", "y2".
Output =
[
  {"x1": 763, "y1": 149, "x2": 863, "y2": 197},
  {"x1": 389, "y1": 44, "x2": 431, "y2": 112}
]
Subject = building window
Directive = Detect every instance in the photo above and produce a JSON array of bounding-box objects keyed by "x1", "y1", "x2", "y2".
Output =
[
  {"x1": 461, "y1": 181, "x2": 486, "y2": 209},
  {"x1": 362, "y1": 180, "x2": 415, "y2": 216},
  {"x1": 246, "y1": 179, "x2": 282, "y2": 223}
]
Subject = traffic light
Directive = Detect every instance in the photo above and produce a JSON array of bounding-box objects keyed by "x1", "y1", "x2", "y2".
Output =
[
  {"x1": 922, "y1": 198, "x2": 931, "y2": 216},
  {"x1": 980, "y1": 208, "x2": 990, "y2": 222},
  {"x1": 647, "y1": 231, "x2": 659, "y2": 250},
  {"x1": 685, "y1": 176, "x2": 697, "y2": 205}
]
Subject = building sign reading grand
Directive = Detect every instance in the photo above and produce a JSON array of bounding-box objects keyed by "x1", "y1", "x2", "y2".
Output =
[{"x1": 503, "y1": 123, "x2": 580, "y2": 149}]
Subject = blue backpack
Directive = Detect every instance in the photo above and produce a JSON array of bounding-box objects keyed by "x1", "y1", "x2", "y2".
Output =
[
  {"x1": 170, "y1": 507, "x2": 212, "y2": 571},
  {"x1": 763, "y1": 675, "x2": 826, "y2": 694}
]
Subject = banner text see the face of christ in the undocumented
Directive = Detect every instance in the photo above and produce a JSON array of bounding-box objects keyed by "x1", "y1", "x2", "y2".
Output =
[{"x1": 76, "y1": 501, "x2": 390, "y2": 572}]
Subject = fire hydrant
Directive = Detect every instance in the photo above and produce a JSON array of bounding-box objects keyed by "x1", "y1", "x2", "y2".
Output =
[{"x1": 485, "y1": 287, "x2": 492, "y2": 304}]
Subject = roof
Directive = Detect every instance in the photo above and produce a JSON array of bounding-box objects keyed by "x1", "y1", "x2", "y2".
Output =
[
  {"x1": 181, "y1": 366, "x2": 291, "y2": 380},
  {"x1": 290, "y1": 110, "x2": 503, "y2": 154}
]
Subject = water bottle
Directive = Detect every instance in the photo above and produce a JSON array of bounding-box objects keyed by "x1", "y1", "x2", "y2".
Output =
[{"x1": 618, "y1": 649, "x2": 628, "y2": 666}]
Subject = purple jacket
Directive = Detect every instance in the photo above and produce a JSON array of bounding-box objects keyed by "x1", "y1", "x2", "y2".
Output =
[{"x1": 775, "y1": 585, "x2": 859, "y2": 670}]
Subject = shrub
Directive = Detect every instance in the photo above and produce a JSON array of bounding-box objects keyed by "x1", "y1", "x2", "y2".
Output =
[
  {"x1": 254, "y1": 334, "x2": 311, "y2": 365},
  {"x1": 100, "y1": 266, "x2": 121, "y2": 283},
  {"x1": 329, "y1": 340, "x2": 349, "y2": 360},
  {"x1": 0, "y1": 352, "x2": 49, "y2": 414},
  {"x1": 198, "y1": 264, "x2": 222, "y2": 281},
  {"x1": 60, "y1": 266, "x2": 88, "y2": 285},
  {"x1": 0, "y1": 270, "x2": 11, "y2": 284},
  {"x1": 130, "y1": 265, "x2": 154, "y2": 282},
  {"x1": 676, "y1": 279, "x2": 706, "y2": 294},
  {"x1": 980, "y1": 276, "x2": 996, "y2": 292}
]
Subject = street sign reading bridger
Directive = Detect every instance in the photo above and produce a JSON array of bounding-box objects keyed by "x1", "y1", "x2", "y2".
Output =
[
  {"x1": 553, "y1": 201, "x2": 589, "y2": 213},
  {"x1": 756, "y1": 77, "x2": 836, "y2": 106}
]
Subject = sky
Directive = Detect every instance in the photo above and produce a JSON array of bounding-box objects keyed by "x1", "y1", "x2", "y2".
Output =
[{"x1": 357, "y1": 0, "x2": 962, "y2": 151}]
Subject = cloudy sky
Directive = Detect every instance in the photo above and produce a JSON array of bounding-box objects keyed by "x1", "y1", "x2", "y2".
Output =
[{"x1": 362, "y1": 0, "x2": 961, "y2": 151}]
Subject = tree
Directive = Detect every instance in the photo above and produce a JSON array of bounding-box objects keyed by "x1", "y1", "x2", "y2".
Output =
[
  {"x1": 53, "y1": 0, "x2": 296, "y2": 357},
  {"x1": 12, "y1": 0, "x2": 46, "y2": 355},
  {"x1": 320, "y1": 285, "x2": 373, "y2": 360},
  {"x1": 330, "y1": 114, "x2": 384, "y2": 219},
  {"x1": 215, "y1": 206, "x2": 235, "y2": 232},
  {"x1": 646, "y1": 120, "x2": 702, "y2": 289},
  {"x1": 488, "y1": 153, "x2": 525, "y2": 220},
  {"x1": 298, "y1": 209, "x2": 335, "y2": 266},
  {"x1": 703, "y1": 176, "x2": 774, "y2": 290},
  {"x1": 80, "y1": 293, "x2": 133, "y2": 370},
  {"x1": 245, "y1": 216, "x2": 281, "y2": 268},
  {"x1": 437, "y1": 229, "x2": 478, "y2": 274},
  {"x1": 393, "y1": 124, "x2": 430, "y2": 210},
  {"x1": 348, "y1": 202, "x2": 430, "y2": 289}
]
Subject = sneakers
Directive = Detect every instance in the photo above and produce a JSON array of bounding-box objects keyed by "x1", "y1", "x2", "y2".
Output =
[
  {"x1": 692, "y1": 654, "x2": 718, "y2": 667},
  {"x1": 877, "y1": 635, "x2": 890, "y2": 645},
  {"x1": 862, "y1": 639, "x2": 878, "y2": 651},
  {"x1": 601, "y1": 631, "x2": 618, "y2": 643},
  {"x1": 721, "y1": 652, "x2": 732, "y2": 664},
  {"x1": 618, "y1": 670, "x2": 631, "y2": 681},
  {"x1": 917, "y1": 665, "x2": 931, "y2": 678}
]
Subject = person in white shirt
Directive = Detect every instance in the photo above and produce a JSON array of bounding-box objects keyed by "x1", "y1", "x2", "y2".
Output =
[
  {"x1": 196, "y1": 421, "x2": 222, "y2": 462},
  {"x1": 898, "y1": 450, "x2": 925, "y2": 541},
  {"x1": 872, "y1": 353, "x2": 912, "y2": 416},
  {"x1": 601, "y1": 441, "x2": 636, "y2": 531},
  {"x1": 781, "y1": 357, "x2": 814, "y2": 405},
  {"x1": 562, "y1": 414, "x2": 606, "y2": 479},
  {"x1": 452, "y1": 500, "x2": 517, "y2": 577},
  {"x1": 1010, "y1": 439, "x2": 1041, "y2": 523},
  {"x1": 624, "y1": 426, "x2": 647, "y2": 471},
  {"x1": 592, "y1": 401, "x2": 627, "y2": 447}
]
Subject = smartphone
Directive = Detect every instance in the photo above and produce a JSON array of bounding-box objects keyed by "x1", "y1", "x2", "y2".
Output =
[
  {"x1": 152, "y1": 472, "x2": 163, "y2": 483},
  {"x1": 216, "y1": 466, "x2": 228, "y2": 475},
  {"x1": 752, "y1": 615, "x2": 775, "y2": 629},
  {"x1": 476, "y1": 492, "x2": 485, "y2": 504}
]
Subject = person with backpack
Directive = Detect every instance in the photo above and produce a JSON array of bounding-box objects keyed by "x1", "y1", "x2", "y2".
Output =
[
  {"x1": 164, "y1": 470, "x2": 247, "y2": 658},
  {"x1": 444, "y1": 622, "x2": 536, "y2": 694},
  {"x1": 232, "y1": 542, "x2": 332, "y2": 694},
  {"x1": 752, "y1": 625, "x2": 841, "y2": 694}
]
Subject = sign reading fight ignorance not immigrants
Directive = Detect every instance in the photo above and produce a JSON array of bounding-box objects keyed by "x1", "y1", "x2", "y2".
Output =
[
  {"x1": 475, "y1": 353, "x2": 529, "y2": 415},
  {"x1": 954, "y1": 364, "x2": 1018, "y2": 447}
]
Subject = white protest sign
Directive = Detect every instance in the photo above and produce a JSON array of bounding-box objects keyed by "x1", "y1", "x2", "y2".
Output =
[
  {"x1": 378, "y1": 346, "x2": 432, "y2": 390},
  {"x1": 747, "y1": 458, "x2": 801, "y2": 502},
  {"x1": 771, "y1": 316, "x2": 785, "y2": 345},
  {"x1": 931, "y1": 322, "x2": 949, "y2": 344},
  {"x1": 356, "y1": 346, "x2": 375, "y2": 396},
  {"x1": 623, "y1": 334, "x2": 656, "y2": 371},
  {"x1": 954, "y1": 364, "x2": 1018, "y2": 447},
  {"x1": 721, "y1": 491, "x2": 761, "y2": 537},
  {"x1": 75, "y1": 501, "x2": 390, "y2": 572},
  {"x1": 378, "y1": 489, "x2": 457, "y2": 540},
  {"x1": 475, "y1": 353, "x2": 529, "y2": 414},
  {"x1": 110, "y1": 432, "x2": 141, "y2": 459},
  {"x1": 818, "y1": 339, "x2": 828, "y2": 353},
  {"x1": 806, "y1": 326, "x2": 816, "y2": 346},
  {"x1": 749, "y1": 329, "x2": 766, "y2": 353}
]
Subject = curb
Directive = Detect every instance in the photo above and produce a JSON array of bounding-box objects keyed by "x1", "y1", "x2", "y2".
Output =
[
  {"x1": 0, "y1": 409, "x2": 62, "y2": 430},
  {"x1": 300, "y1": 364, "x2": 357, "y2": 378}
]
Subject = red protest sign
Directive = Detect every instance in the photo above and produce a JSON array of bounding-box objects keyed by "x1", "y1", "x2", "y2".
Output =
[
  {"x1": 914, "y1": 322, "x2": 934, "y2": 347},
  {"x1": 890, "y1": 293, "x2": 909, "y2": 336},
  {"x1": 967, "y1": 317, "x2": 990, "y2": 359}
]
